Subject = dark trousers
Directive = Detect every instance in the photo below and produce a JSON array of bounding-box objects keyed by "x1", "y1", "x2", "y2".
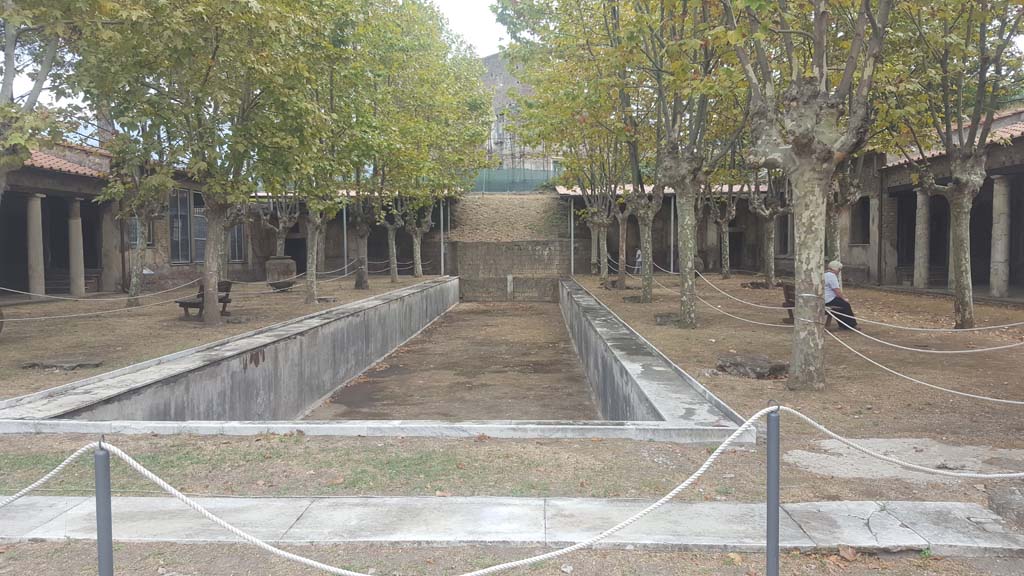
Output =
[{"x1": 825, "y1": 297, "x2": 857, "y2": 329}]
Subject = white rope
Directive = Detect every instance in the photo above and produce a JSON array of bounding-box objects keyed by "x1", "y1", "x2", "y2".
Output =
[
  {"x1": 653, "y1": 261, "x2": 679, "y2": 275},
  {"x1": 5, "y1": 407, "x2": 1024, "y2": 575},
  {"x1": 0, "y1": 279, "x2": 200, "y2": 301},
  {"x1": 776, "y1": 406, "x2": 1024, "y2": 478},
  {"x1": 0, "y1": 294, "x2": 188, "y2": 322},
  {"x1": 696, "y1": 270, "x2": 792, "y2": 310},
  {"x1": 0, "y1": 442, "x2": 98, "y2": 508},
  {"x1": 697, "y1": 270, "x2": 1024, "y2": 334},
  {"x1": 826, "y1": 308, "x2": 1024, "y2": 333},
  {"x1": 229, "y1": 271, "x2": 308, "y2": 285},
  {"x1": 649, "y1": 276, "x2": 792, "y2": 329},
  {"x1": 824, "y1": 330, "x2": 1024, "y2": 405},
  {"x1": 825, "y1": 320, "x2": 1024, "y2": 354}
]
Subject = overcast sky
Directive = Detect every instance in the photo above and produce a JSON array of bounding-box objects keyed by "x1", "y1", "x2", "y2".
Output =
[{"x1": 432, "y1": 1, "x2": 508, "y2": 57}]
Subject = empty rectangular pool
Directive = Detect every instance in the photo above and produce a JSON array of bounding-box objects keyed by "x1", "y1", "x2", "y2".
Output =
[{"x1": 304, "y1": 302, "x2": 599, "y2": 421}]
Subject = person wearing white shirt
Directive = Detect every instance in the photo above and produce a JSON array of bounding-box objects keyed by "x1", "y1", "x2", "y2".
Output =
[
  {"x1": 824, "y1": 260, "x2": 857, "y2": 329},
  {"x1": 634, "y1": 248, "x2": 642, "y2": 274}
]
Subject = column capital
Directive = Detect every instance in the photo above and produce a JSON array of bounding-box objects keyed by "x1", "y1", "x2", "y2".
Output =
[
  {"x1": 990, "y1": 174, "x2": 1012, "y2": 186},
  {"x1": 30, "y1": 193, "x2": 46, "y2": 199}
]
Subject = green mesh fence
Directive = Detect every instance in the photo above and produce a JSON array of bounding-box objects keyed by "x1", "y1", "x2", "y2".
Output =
[{"x1": 472, "y1": 168, "x2": 561, "y2": 193}]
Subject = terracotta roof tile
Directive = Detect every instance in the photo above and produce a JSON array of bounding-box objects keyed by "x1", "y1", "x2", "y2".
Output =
[{"x1": 24, "y1": 150, "x2": 106, "y2": 179}]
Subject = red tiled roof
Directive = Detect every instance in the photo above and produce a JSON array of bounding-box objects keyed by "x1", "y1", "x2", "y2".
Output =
[
  {"x1": 24, "y1": 149, "x2": 106, "y2": 179},
  {"x1": 886, "y1": 114, "x2": 1024, "y2": 167}
]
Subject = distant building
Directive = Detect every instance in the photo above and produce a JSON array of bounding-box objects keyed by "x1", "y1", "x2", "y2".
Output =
[{"x1": 474, "y1": 52, "x2": 561, "y2": 193}]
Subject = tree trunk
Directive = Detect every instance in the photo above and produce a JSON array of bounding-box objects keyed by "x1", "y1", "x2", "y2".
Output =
[
  {"x1": 202, "y1": 204, "x2": 226, "y2": 325},
  {"x1": 825, "y1": 208, "x2": 841, "y2": 263},
  {"x1": 127, "y1": 220, "x2": 148, "y2": 307},
  {"x1": 275, "y1": 233, "x2": 287, "y2": 258},
  {"x1": 589, "y1": 223, "x2": 599, "y2": 275},
  {"x1": 411, "y1": 231, "x2": 423, "y2": 277},
  {"x1": 639, "y1": 217, "x2": 653, "y2": 303},
  {"x1": 676, "y1": 189, "x2": 697, "y2": 328},
  {"x1": 598, "y1": 224, "x2": 609, "y2": 285},
  {"x1": 913, "y1": 190, "x2": 930, "y2": 289},
  {"x1": 719, "y1": 221, "x2": 731, "y2": 279},
  {"x1": 764, "y1": 215, "x2": 777, "y2": 286},
  {"x1": 305, "y1": 213, "x2": 321, "y2": 304},
  {"x1": 616, "y1": 215, "x2": 628, "y2": 289},
  {"x1": 354, "y1": 222, "x2": 370, "y2": 290},
  {"x1": 788, "y1": 166, "x2": 831, "y2": 391},
  {"x1": 949, "y1": 192, "x2": 976, "y2": 329},
  {"x1": 386, "y1": 224, "x2": 399, "y2": 283}
]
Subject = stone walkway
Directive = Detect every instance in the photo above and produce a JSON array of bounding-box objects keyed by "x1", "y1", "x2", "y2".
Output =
[{"x1": 3, "y1": 496, "x2": 1023, "y2": 557}]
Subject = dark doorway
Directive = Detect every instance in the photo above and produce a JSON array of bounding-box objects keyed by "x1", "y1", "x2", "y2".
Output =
[
  {"x1": 0, "y1": 194, "x2": 28, "y2": 291},
  {"x1": 971, "y1": 185, "x2": 993, "y2": 285},
  {"x1": 896, "y1": 192, "x2": 916, "y2": 268},
  {"x1": 285, "y1": 238, "x2": 307, "y2": 273},
  {"x1": 929, "y1": 195, "x2": 950, "y2": 284},
  {"x1": 42, "y1": 196, "x2": 70, "y2": 273}
]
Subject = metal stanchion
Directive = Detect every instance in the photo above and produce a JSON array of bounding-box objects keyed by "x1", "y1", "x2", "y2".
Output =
[
  {"x1": 95, "y1": 441, "x2": 114, "y2": 576},
  {"x1": 766, "y1": 408, "x2": 781, "y2": 576}
]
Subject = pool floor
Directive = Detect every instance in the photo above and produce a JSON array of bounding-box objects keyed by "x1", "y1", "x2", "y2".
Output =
[{"x1": 303, "y1": 302, "x2": 600, "y2": 421}]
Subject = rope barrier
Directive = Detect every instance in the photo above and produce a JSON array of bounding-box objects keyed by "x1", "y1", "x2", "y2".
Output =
[
  {"x1": 814, "y1": 320, "x2": 1024, "y2": 354},
  {"x1": 650, "y1": 276, "x2": 792, "y2": 329},
  {"x1": 4, "y1": 406, "x2": 1024, "y2": 576},
  {"x1": 0, "y1": 279, "x2": 200, "y2": 302},
  {"x1": 653, "y1": 261, "x2": 679, "y2": 275},
  {"x1": 696, "y1": 271, "x2": 792, "y2": 310},
  {"x1": 826, "y1": 308, "x2": 1024, "y2": 333},
  {"x1": 0, "y1": 294, "x2": 190, "y2": 322},
  {"x1": 696, "y1": 270, "x2": 1024, "y2": 334},
  {"x1": 824, "y1": 330, "x2": 1024, "y2": 405}
]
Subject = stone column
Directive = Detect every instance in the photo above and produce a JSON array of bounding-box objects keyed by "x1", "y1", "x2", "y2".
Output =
[
  {"x1": 990, "y1": 175, "x2": 1011, "y2": 298},
  {"x1": 69, "y1": 198, "x2": 86, "y2": 297},
  {"x1": 913, "y1": 190, "x2": 930, "y2": 289},
  {"x1": 26, "y1": 194, "x2": 46, "y2": 299}
]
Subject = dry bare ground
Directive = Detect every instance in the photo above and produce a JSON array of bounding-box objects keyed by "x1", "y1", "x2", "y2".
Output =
[
  {"x1": 0, "y1": 541, "x2": 1016, "y2": 576},
  {"x1": 574, "y1": 273, "x2": 1024, "y2": 447},
  {"x1": 0, "y1": 276, "x2": 430, "y2": 400}
]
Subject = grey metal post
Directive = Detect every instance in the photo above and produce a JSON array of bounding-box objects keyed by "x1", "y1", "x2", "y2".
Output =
[
  {"x1": 447, "y1": 200, "x2": 451, "y2": 275},
  {"x1": 766, "y1": 409, "x2": 780, "y2": 576},
  {"x1": 440, "y1": 200, "x2": 445, "y2": 276},
  {"x1": 342, "y1": 205, "x2": 348, "y2": 269},
  {"x1": 569, "y1": 199, "x2": 575, "y2": 276},
  {"x1": 95, "y1": 444, "x2": 114, "y2": 576}
]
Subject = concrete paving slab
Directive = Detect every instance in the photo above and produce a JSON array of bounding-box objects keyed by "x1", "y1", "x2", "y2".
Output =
[
  {"x1": 783, "y1": 501, "x2": 928, "y2": 552},
  {"x1": 544, "y1": 498, "x2": 814, "y2": 551},
  {"x1": 884, "y1": 501, "x2": 1024, "y2": 557},
  {"x1": 5, "y1": 496, "x2": 1024, "y2": 557},
  {"x1": 21, "y1": 496, "x2": 313, "y2": 543},
  {"x1": 281, "y1": 497, "x2": 545, "y2": 544},
  {"x1": 0, "y1": 496, "x2": 87, "y2": 540}
]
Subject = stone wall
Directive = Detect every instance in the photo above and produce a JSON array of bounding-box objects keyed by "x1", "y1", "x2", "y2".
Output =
[
  {"x1": 559, "y1": 279, "x2": 749, "y2": 436},
  {"x1": 0, "y1": 278, "x2": 459, "y2": 421},
  {"x1": 453, "y1": 240, "x2": 569, "y2": 302}
]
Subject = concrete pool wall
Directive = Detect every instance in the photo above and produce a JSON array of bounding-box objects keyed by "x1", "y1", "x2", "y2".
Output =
[
  {"x1": 0, "y1": 278, "x2": 459, "y2": 421},
  {"x1": 0, "y1": 278, "x2": 751, "y2": 444}
]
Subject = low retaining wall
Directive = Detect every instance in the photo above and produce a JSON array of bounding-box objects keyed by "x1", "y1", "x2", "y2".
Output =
[
  {"x1": 0, "y1": 278, "x2": 459, "y2": 421},
  {"x1": 460, "y1": 276, "x2": 560, "y2": 302},
  {"x1": 559, "y1": 280, "x2": 746, "y2": 430}
]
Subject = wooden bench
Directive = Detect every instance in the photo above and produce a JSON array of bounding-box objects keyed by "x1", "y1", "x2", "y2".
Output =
[
  {"x1": 781, "y1": 282, "x2": 832, "y2": 327},
  {"x1": 176, "y1": 280, "x2": 233, "y2": 319}
]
